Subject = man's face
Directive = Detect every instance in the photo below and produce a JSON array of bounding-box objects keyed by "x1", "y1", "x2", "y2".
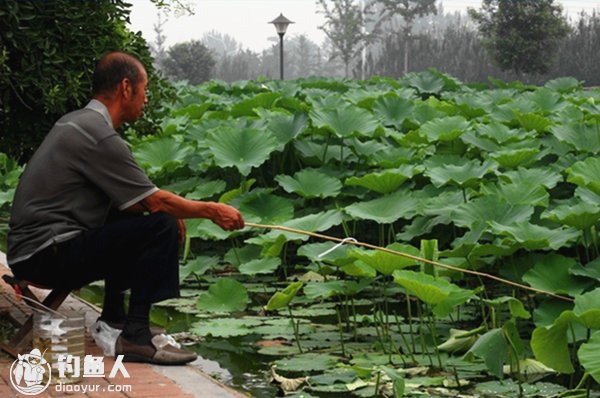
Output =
[{"x1": 123, "y1": 67, "x2": 148, "y2": 123}]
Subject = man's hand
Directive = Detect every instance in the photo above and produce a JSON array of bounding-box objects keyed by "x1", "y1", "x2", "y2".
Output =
[{"x1": 210, "y1": 203, "x2": 245, "y2": 231}]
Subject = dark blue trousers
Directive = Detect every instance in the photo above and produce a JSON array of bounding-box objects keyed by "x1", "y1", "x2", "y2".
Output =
[{"x1": 10, "y1": 212, "x2": 180, "y2": 304}]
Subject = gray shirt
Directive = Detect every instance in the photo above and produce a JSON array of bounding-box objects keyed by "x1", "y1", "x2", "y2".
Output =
[{"x1": 7, "y1": 100, "x2": 158, "y2": 265}]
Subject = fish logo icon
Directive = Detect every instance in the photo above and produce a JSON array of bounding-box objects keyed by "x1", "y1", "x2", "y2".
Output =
[{"x1": 9, "y1": 348, "x2": 51, "y2": 395}]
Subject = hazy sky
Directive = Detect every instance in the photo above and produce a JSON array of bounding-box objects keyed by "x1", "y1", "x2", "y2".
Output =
[{"x1": 128, "y1": 0, "x2": 600, "y2": 52}]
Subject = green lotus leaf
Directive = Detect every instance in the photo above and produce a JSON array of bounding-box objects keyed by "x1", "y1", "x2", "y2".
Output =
[
  {"x1": 345, "y1": 165, "x2": 419, "y2": 194},
  {"x1": 566, "y1": 157, "x2": 600, "y2": 196},
  {"x1": 500, "y1": 167, "x2": 562, "y2": 189},
  {"x1": 392, "y1": 270, "x2": 472, "y2": 307},
  {"x1": 230, "y1": 92, "x2": 280, "y2": 117},
  {"x1": 522, "y1": 254, "x2": 587, "y2": 296},
  {"x1": 573, "y1": 288, "x2": 600, "y2": 328},
  {"x1": 466, "y1": 328, "x2": 508, "y2": 379},
  {"x1": 420, "y1": 116, "x2": 469, "y2": 142},
  {"x1": 542, "y1": 202, "x2": 600, "y2": 230},
  {"x1": 310, "y1": 104, "x2": 380, "y2": 138},
  {"x1": 438, "y1": 328, "x2": 480, "y2": 354},
  {"x1": 263, "y1": 111, "x2": 308, "y2": 148},
  {"x1": 238, "y1": 191, "x2": 294, "y2": 224},
  {"x1": 451, "y1": 196, "x2": 533, "y2": 230},
  {"x1": 247, "y1": 210, "x2": 343, "y2": 244},
  {"x1": 489, "y1": 147, "x2": 539, "y2": 168},
  {"x1": 304, "y1": 279, "x2": 370, "y2": 300},
  {"x1": 544, "y1": 77, "x2": 582, "y2": 93},
  {"x1": 186, "y1": 179, "x2": 227, "y2": 200},
  {"x1": 425, "y1": 159, "x2": 495, "y2": 188},
  {"x1": 531, "y1": 311, "x2": 576, "y2": 374},
  {"x1": 345, "y1": 191, "x2": 420, "y2": 224},
  {"x1": 484, "y1": 296, "x2": 531, "y2": 320},
  {"x1": 196, "y1": 278, "x2": 250, "y2": 313},
  {"x1": 275, "y1": 168, "x2": 342, "y2": 198},
  {"x1": 570, "y1": 257, "x2": 600, "y2": 282},
  {"x1": 347, "y1": 137, "x2": 388, "y2": 159},
  {"x1": 185, "y1": 218, "x2": 232, "y2": 240},
  {"x1": 349, "y1": 243, "x2": 420, "y2": 275},
  {"x1": 239, "y1": 257, "x2": 281, "y2": 276},
  {"x1": 476, "y1": 122, "x2": 523, "y2": 144},
  {"x1": 134, "y1": 137, "x2": 193, "y2": 175},
  {"x1": 550, "y1": 123, "x2": 600, "y2": 154},
  {"x1": 481, "y1": 182, "x2": 549, "y2": 207},
  {"x1": 489, "y1": 221, "x2": 580, "y2": 251},
  {"x1": 274, "y1": 353, "x2": 340, "y2": 372},
  {"x1": 340, "y1": 261, "x2": 377, "y2": 278},
  {"x1": 207, "y1": 127, "x2": 278, "y2": 176},
  {"x1": 516, "y1": 112, "x2": 552, "y2": 133},
  {"x1": 578, "y1": 330, "x2": 600, "y2": 383},
  {"x1": 266, "y1": 281, "x2": 304, "y2": 310},
  {"x1": 224, "y1": 244, "x2": 262, "y2": 267},
  {"x1": 372, "y1": 94, "x2": 414, "y2": 129},
  {"x1": 298, "y1": 242, "x2": 355, "y2": 266},
  {"x1": 402, "y1": 70, "x2": 446, "y2": 94},
  {"x1": 527, "y1": 88, "x2": 566, "y2": 113},
  {"x1": 179, "y1": 256, "x2": 220, "y2": 281},
  {"x1": 190, "y1": 317, "x2": 262, "y2": 338},
  {"x1": 172, "y1": 102, "x2": 211, "y2": 119}
]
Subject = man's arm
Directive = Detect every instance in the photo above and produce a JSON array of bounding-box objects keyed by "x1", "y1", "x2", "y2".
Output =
[{"x1": 129, "y1": 189, "x2": 244, "y2": 231}]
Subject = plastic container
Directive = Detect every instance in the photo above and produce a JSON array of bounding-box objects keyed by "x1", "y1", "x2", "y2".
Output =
[{"x1": 33, "y1": 313, "x2": 85, "y2": 384}]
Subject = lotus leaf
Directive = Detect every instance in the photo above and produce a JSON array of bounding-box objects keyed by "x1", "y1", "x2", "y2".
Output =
[
  {"x1": 239, "y1": 257, "x2": 281, "y2": 276},
  {"x1": 266, "y1": 281, "x2": 304, "y2": 310},
  {"x1": 489, "y1": 147, "x2": 539, "y2": 168},
  {"x1": 476, "y1": 122, "x2": 524, "y2": 144},
  {"x1": 550, "y1": 123, "x2": 600, "y2": 154},
  {"x1": 185, "y1": 218, "x2": 232, "y2": 241},
  {"x1": 134, "y1": 137, "x2": 193, "y2": 175},
  {"x1": 489, "y1": 221, "x2": 580, "y2": 251},
  {"x1": 566, "y1": 157, "x2": 600, "y2": 196},
  {"x1": 304, "y1": 279, "x2": 370, "y2": 300},
  {"x1": 345, "y1": 165, "x2": 419, "y2": 194},
  {"x1": 420, "y1": 116, "x2": 469, "y2": 142},
  {"x1": 500, "y1": 167, "x2": 562, "y2": 189},
  {"x1": 207, "y1": 127, "x2": 278, "y2": 176},
  {"x1": 545, "y1": 77, "x2": 581, "y2": 93},
  {"x1": 186, "y1": 180, "x2": 227, "y2": 200},
  {"x1": 425, "y1": 159, "x2": 495, "y2": 188},
  {"x1": 542, "y1": 202, "x2": 600, "y2": 230},
  {"x1": 190, "y1": 317, "x2": 262, "y2": 338},
  {"x1": 310, "y1": 104, "x2": 380, "y2": 138},
  {"x1": 349, "y1": 243, "x2": 420, "y2": 275},
  {"x1": 521, "y1": 254, "x2": 587, "y2": 296},
  {"x1": 345, "y1": 191, "x2": 420, "y2": 224},
  {"x1": 238, "y1": 191, "x2": 294, "y2": 224},
  {"x1": 481, "y1": 182, "x2": 549, "y2": 207},
  {"x1": 570, "y1": 257, "x2": 600, "y2": 282},
  {"x1": 372, "y1": 95, "x2": 414, "y2": 129},
  {"x1": 578, "y1": 330, "x2": 600, "y2": 383},
  {"x1": 451, "y1": 196, "x2": 533, "y2": 229},
  {"x1": 275, "y1": 168, "x2": 342, "y2": 198},
  {"x1": 264, "y1": 111, "x2": 307, "y2": 148},
  {"x1": 196, "y1": 278, "x2": 249, "y2": 313},
  {"x1": 247, "y1": 210, "x2": 343, "y2": 243},
  {"x1": 297, "y1": 242, "x2": 354, "y2": 266},
  {"x1": 274, "y1": 353, "x2": 340, "y2": 372},
  {"x1": 180, "y1": 256, "x2": 220, "y2": 281},
  {"x1": 528, "y1": 88, "x2": 566, "y2": 113},
  {"x1": 465, "y1": 328, "x2": 507, "y2": 379},
  {"x1": 402, "y1": 70, "x2": 445, "y2": 95},
  {"x1": 516, "y1": 112, "x2": 552, "y2": 133},
  {"x1": 437, "y1": 328, "x2": 480, "y2": 354},
  {"x1": 230, "y1": 92, "x2": 280, "y2": 117}
]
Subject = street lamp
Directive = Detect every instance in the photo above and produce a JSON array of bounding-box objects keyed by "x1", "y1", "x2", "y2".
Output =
[{"x1": 269, "y1": 13, "x2": 294, "y2": 80}]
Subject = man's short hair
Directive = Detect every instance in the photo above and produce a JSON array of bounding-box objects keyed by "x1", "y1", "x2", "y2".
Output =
[{"x1": 92, "y1": 52, "x2": 145, "y2": 96}]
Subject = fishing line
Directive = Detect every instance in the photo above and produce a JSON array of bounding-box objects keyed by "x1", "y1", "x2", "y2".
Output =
[{"x1": 245, "y1": 222, "x2": 574, "y2": 302}]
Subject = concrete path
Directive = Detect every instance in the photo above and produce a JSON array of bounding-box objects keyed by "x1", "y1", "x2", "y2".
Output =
[{"x1": 0, "y1": 252, "x2": 246, "y2": 398}]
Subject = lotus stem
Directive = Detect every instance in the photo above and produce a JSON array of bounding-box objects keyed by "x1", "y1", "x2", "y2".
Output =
[
  {"x1": 287, "y1": 307, "x2": 303, "y2": 354},
  {"x1": 336, "y1": 305, "x2": 346, "y2": 357},
  {"x1": 427, "y1": 311, "x2": 443, "y2": 369}
]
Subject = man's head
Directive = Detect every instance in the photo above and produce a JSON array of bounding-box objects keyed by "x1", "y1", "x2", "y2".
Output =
[{"x1": 92, "y1": 52, "x2": 148, "y2": 126}]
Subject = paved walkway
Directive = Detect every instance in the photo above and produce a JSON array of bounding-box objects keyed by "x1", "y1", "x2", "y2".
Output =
[{"x1": 0, "y1": 252, "x2": 245, "y2": 398}]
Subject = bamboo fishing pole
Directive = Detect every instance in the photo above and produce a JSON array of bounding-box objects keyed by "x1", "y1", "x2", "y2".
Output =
[{"x1": 245, "y1": 222, "x2": 574, "y2": 302}]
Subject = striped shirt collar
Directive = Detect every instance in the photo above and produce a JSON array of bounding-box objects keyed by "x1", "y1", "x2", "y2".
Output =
[{"x1": 85, "y1": 99, "x2": 113, "y2": 129}]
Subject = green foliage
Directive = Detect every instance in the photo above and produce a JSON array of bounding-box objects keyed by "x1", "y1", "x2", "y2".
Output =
[
  {"x1": 469, "y1": 0, "x2": 571, "y2": 75},
  {"x1": 163, "y1": 40, "x2": 216, "y2": 85},
  {"x1": 0, "y1": 0, "x2": 174, "y2": 161}
]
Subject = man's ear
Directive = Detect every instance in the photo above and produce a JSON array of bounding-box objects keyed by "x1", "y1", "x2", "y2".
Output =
[{"x1": 120, "y1": 78, "x2": 132, "y2": 99}]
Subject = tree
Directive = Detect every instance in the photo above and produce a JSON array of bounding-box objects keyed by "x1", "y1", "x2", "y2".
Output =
[
  {"x1": 469, "y1": 0, "x2": 570, "y2": 76},
  {"x1": 316, "y1": 0, "x2": 376, "y2": 77},
  {"x1": 375, "y1": 0, "x2": 437, "y2": 75},
  {"x1": 162, "y1": 40, "x2": 216, "y2": 84},
  {"x1": 0, "y1": 0, "x2": 173, "y2": 161}
]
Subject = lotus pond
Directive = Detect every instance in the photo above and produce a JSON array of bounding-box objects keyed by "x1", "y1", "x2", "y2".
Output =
[{"x1": 40, "y1": 71, "x2": 600, "y2": 396}]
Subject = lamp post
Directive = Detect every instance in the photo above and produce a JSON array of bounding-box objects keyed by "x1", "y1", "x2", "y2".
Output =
[{"x1": 269, "y1": 13, "x2": 294, "y2": 80}]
